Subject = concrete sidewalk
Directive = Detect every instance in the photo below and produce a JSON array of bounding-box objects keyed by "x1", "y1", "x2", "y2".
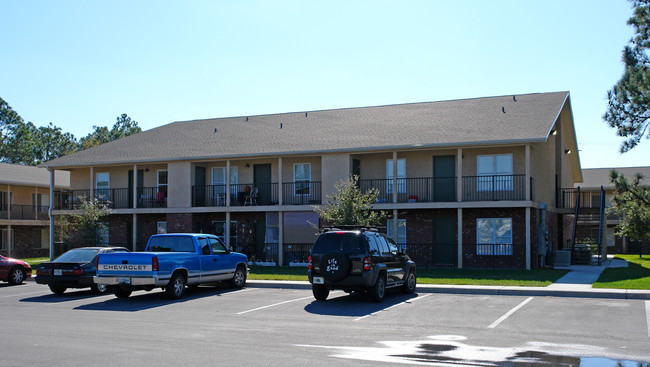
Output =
[{"x1": 246, "y1": 257, "x2": 650, "y2": 300}]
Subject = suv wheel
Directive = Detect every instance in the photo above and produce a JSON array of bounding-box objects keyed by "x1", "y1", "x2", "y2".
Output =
[
  {"x1": 320, "y1": 252, "x2": 350, "y2": 282},
  {"x1": 312, "y1": 284, "x2": 329, "y2": 301},
  {"x1": 402, "y1": 271, "x2": 416, "y2": 294},
  {"x1": 370, "y1": 273, "x2": 386, "y2": 302}
]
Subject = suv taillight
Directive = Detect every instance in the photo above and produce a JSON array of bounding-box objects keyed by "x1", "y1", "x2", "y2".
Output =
[
  {"x1": 152, "y1": 256, "x2": 159, "y2": 272},
  {"x1": 363, "y1": 257, "x2": 372, "y2": 271},
  {"x1": 307, "y1": 256, "x2": 313, "y2": 270}
]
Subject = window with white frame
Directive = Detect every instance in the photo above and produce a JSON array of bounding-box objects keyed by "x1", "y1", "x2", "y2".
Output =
[
  {"x1": 265, "y1": 212, "x2": 279, "y2": 244},
  {"x1": 157, "y1": 221, "x2": 167, "y2": 234},
  {"x1": 97, "y1": 224, "x2": 109, "y2": 246},
  {"x1": 476, "y1": 218, "x2": 512, "y2": 255},
  {"x1": 387, "y1": 219, "x2": 406, "y2": 246},
  {"x1": 96, "y1": 173, "x2": 110, "y2": 200},
  {"x1": 157, "y1": 170, "x2": 168, "y2": 193},
  {"x1": 211, "y1": 167, "x2": 238, "y2": 195},
  {"x1": 477, "y1": 154, "x2": 513, "y2": 191},
  {"x1": 386, "y1": 159, "x2": 406, "y2": 194},
  {"x1": 294, "y1": 163, "x2": 311, "y2": 195}
]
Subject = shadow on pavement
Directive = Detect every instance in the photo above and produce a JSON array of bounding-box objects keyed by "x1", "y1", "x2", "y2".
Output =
[
  {"x1": 20, "y1": 288, "x2": 107, "y2": 303},
  {"x1": 304, "y1": 290, "x2": 421, "y2": 317},
  {"x1": 72, "y1": 285, "x2": 245, "y2": 312}
]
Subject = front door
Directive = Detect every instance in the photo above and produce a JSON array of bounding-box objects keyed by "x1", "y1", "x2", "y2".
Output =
[
  {"x1": 433, "y1": 216, "x2": 456, "y2": 266},
  {"x1": 433, "y1": 155, "x2": 456, "y2": 202},
  {"x1": 254, "y1": 164, "x2": 272, "y2": 205},
  {"x1": 195, "y1": 166, "x2": 206, "y2": 206}
]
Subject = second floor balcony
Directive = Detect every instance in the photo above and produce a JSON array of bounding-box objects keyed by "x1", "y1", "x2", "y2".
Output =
[
  {"x1": 191, "y1": 182, "x2": 323, "y2": 207},
  {"x1": 54, "y1": 186, "x2": 167, "y2": 210},
  {"x1": 0, "y1": 204, "x2": 49, "y2": 220}
]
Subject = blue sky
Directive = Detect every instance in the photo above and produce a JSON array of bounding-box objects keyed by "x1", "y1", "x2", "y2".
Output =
[{"x1": 2, "y1": 0, "x2": 649, "y2": 169}]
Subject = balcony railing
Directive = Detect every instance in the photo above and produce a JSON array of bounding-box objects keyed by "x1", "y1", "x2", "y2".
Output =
[
  {"x1": 462, "y1": 174, "x2": 528, "y2": 201},
  {"x1": 192, "y1": 182, "x2": 321, "y2": 207},
  {"x1": 0, "y1": 204, "x2": 49, "y2": 220},
  {"x1": 137, "y1": 187, "x2": 167, "y2": 208},
  {"x1": 557, "y1": 188, "x2": 602, "y2": 209},
  {"x1": 94, "y1": 188, "x2": 132, "y2": 209}
]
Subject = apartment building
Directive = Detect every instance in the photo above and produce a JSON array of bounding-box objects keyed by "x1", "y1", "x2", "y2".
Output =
[
  {"x1": 0, "y1": 163, "x2": 70, "y2": 258},
  {"x1": 42, "y1": 91, "x2": 582, "y2": 269}
]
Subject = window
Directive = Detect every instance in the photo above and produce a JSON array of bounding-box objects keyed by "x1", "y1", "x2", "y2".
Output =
[
  {"x1": 213, "y1": 221, "x2": 237, "y2": 248},
  {"x1": 265, "y1": 212, "x2": 279, "y2": 244},
  {"x1": 157, "y1": 170, "x2": 168, "y2": 192},
  {"x1": 96, "y1": 173, "x2": 110, "y2": 200},
  {"x1": 387, "y1": 219, "x2": 406, "y2": 245},
  {"x1": 294, "y1": 163, "x2": 311, "y2": 195},
  {"x1": 386, "y1": 159, "x2": 406, "y2": 194},
  {"x1": 157, "y1": 221, "x2": 167, "y2": 234},
  {"x1": 198, "y1": 238, "x2": 210, "y2": 255},
  {"x1": 40, "y1": 228, "x2": 49, "y2": 249},
  {"x1": 1, "y1": 228, "x2": 8, "y2": 250},
  {"x1": 97, "y1": 224, "x2": 109, "y2": 246},
  {"x1": 209, "y1": 237, "x2": 228, "y2": 254},
  {"x1": 476, "y1": 218, "x2": 512, "y2": 255},
  {"x1": 477, "y1": 154, "x2": 513, "y2": 191},
  {"x1": 211, "y1": 167, "x2": 238, "y2": 195}
]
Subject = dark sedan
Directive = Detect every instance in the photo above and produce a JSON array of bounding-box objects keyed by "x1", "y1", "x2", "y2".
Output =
[
  {"x1": 0, "y1": 255, "x2": 32, "y2": 285},
  {"x1": 35, "y1": 247, "x2": 129, "y2": 294}
]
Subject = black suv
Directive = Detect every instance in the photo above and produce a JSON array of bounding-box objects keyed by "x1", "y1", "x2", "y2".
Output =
[{"x1": 307, "y1": 228, "x2": 416, "y2": 302}]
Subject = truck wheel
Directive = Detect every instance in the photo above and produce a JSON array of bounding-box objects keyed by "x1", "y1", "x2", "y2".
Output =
[
  {"x1": 8, "y1": 267, "x2": 25, "y2": 285},
  {"x1": 114, "y1": 287, "x2": 132, "y2": 298},
  {"x1": 91, "y1": 283, "x2": 109, "y2": 294},
  {"x1": 402, "y1": 271, "x2": 416, "y2": 294},
  {"x1": 49, "y1": 285, "x2": 66, "y2": 294},
  {"x1": 229, "y1": 265, "x2": 247, "y2": 288},
  {"x1": 166, "y1": 273, "x2": 186, "y2": 299},
  {"x1": 312, "y1": 284, "x2": 329, "y2": 301},
  {"x1": 370, "y1": 273, "x2": 386, "y2": 302}
]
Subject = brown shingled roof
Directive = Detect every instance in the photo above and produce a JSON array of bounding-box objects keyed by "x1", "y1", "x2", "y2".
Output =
[
  {"x1": 42, "y1": 91, "x2": 570, "y2": 168},
  {"x1": 0, "y1": 163, "x2": 70, "y2": 188}
]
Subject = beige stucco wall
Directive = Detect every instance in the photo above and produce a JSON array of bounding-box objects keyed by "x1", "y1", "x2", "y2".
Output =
[
  {"x1": 167, "y1": 161, "x2": 191, "y2": 208},
  {"x1": 70, "y1": 168, "x2": 91, "y2": 190},
  {"x1": 321, "y1": 154, "x2": 351, "y2": 198}
]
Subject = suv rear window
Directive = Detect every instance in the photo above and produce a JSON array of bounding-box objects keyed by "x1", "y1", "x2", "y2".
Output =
[{"x1": 312, "y1": 233, "x2": 365, "y2": 254}]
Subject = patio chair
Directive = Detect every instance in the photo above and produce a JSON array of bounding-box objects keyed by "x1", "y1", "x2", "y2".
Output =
[{"x1": 244, "y1": 186, "x2": 258, "y2": 206}]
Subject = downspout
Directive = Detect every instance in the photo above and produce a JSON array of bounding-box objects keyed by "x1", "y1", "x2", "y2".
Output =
[{"x1": 48, "y1": 168, "x2": 55, "y2": 261}]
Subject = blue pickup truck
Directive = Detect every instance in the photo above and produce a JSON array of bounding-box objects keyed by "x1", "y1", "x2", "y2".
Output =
[{"x1": 94, "y1": 233, "x2": 248, "y2": 299}]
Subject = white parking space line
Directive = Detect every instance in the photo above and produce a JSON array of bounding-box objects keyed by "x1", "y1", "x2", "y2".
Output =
[
  {"x1": 237, "y1": 295, "x2": 314, "y2": 315},
  {"x1": 354, "y1": 294, "x2": 431, "y2": 321},
  {"x1": 488, "y1": 297, "x2": 534, "y2": 329},
  {"x1": 645, "y1": 301, "x2": 650, "y2": 337}
]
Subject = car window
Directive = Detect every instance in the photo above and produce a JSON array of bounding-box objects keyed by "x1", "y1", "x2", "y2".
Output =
[
  {"x1": 209, "y1": 237, "x2": 228, "y2": 254},
  {"x1": 54, "y1": 249, "x2": 100, "y2": 262},
  {"x1": 198, "y1": 238, "x2": 211, "y2": 255},
  {"x1": 312, "y1": 233, "x2": 364, "y2": 254},
  {"x1": 384, "y1": 235, "x2": 399, "y2": 255},
  {"x1": 147, "y1": 236, "x2": 196, "y2": 252},
  {"x1": 366, "y1": 236, "x2": 381, "y2": 256},
  {"x1": 375, "y1": 235, "x2": 391, "y2": 255}
]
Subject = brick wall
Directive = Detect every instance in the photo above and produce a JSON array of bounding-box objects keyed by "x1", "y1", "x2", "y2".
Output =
[{"x1": 11, "y1": 226, "x2": 49, "y2": 258}]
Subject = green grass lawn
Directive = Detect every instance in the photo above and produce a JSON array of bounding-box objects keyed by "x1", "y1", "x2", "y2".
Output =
[
  {"x1": 19, "y1": 257, "x2": 49, "y2": 268},
  {"x1": 593, "y1": 254, "x2": 650, "y2": 290},
  {"x1": 248, "y1": 265, "x2": 569, "y2": 287}
]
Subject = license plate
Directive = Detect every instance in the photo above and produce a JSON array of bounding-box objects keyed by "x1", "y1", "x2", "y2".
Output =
[
  {"x1": 54, "y1": 269, "x2": 62, "y2": 276},
  {"x1": 119, "y1": 277, "x2": 131, "y2": 284},
  {"x1": 312, "y1": 276, "x2": 324, "y2": 284}
]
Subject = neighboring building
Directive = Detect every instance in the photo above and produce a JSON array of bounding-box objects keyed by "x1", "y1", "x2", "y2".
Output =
[
  {"x1": 0, "y1": 163, "x2": 70, "y2": 258},
  {"x1": 559, "y1": 166, "x2": 650, "y2": 255},
  {"x1": 42, "y1": 91, "x2": 582, "y2": 269}
]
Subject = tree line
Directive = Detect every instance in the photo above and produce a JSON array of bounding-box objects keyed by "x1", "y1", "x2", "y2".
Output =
[{"x1": 0, "y1": 96, "x2": 141, "y2": 166}]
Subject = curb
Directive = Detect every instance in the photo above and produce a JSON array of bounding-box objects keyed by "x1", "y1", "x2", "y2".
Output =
[{"x1": 246, "y1": 280, "x2": 650, "y2": 300}]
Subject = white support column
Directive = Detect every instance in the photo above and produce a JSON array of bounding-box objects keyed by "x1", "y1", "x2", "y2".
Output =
[
  {"x1": 526, "y1": 207, "x2": 531, "y2": 270},
  {"x1": 48, "y1": 170, "x2": 55, "y2": 260},
  {"x1": 393, "y1": 209, "x2": 398, "y2": 245},
  {"x1": 525, "y1": 145, "x2": 531, "y2": 201},
  {"x1": 7, "y1": 184, "x2": 12, "y2": 258},
  {"x1": 225, "y1": 211, "x2": 231, "y2": 249},
  {"x1": 34, "y1": 187, "x2": 39, "y2": 219},
  {"x1": 278, "y1": 211, "x2": 284, "y2": 266},
  {"x1": 90, "y1": 167, "x2": 94, "y2": 200},
  {"x1": 133, "y1": 165, "x2": 138, "y2": 209},
  {"x1": 457, "y1": 148, "x2": 462, "y2": 202},
  {"x1": 278, "y1": 158, "x2": 283, "y2": 206},
  {"x1": 392, "y1": 151, "x2": 398, "y2": 204},
  {"x1": 457, "y1": 208, "x2": 463, "y2": 269},
  {"x1": 132, "y1": 214, "x2": 137, "y2": 251},
  {"x1": 226, "y1": 160, "x2": 231, "y2": 207}
]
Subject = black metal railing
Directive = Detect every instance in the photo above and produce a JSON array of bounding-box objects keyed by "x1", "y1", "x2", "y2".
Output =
[
  {"x1": 137, "y1": 186, "x2": 167, "y2": 208},
  {"x1": 283, "y1": 243, "x2": 312, "y2": 265},
  {"x1": 558, "y1": 188, "x2": 604, "y2": 209},
  {"x1": 0, "y1": 204, "x2": 49, "y2": 220},
  {"x1": 461, "y1": 243, "x2": 525, "y2": 269},
  {"x1": 399, "y1": 243, "x2": 457, "y2": 268},
  {"x1": 462, "y1": 174, "x2": 526, "y2": 201},
  {"x1": 359, "y1": 178, "x2": 393, "y2": 203},
  {"x1": 359, "y1": 177, "x2": 458, "y2": 203},
  {"x1": 192, "y1": 184, "x2": 228, "y2": 207},
  {"x1": 53, "y1": 189, "x2": 90, "y2": 210},
  {"x1": 282, "y1": 182, "x2": 321, "y2": 205},
  {"x1": 93, "y1": 188, "x2": 131, "y2": 209}
]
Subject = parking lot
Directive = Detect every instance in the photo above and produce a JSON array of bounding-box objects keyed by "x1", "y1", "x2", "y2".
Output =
[{"x1": 2, "y1": 281, "x2": 649, "y2": 366}]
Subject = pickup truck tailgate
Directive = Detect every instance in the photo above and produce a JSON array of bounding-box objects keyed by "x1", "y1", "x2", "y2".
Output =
[{"x1": 95, "y1": 253, "x2": 158, "y2": 286}]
